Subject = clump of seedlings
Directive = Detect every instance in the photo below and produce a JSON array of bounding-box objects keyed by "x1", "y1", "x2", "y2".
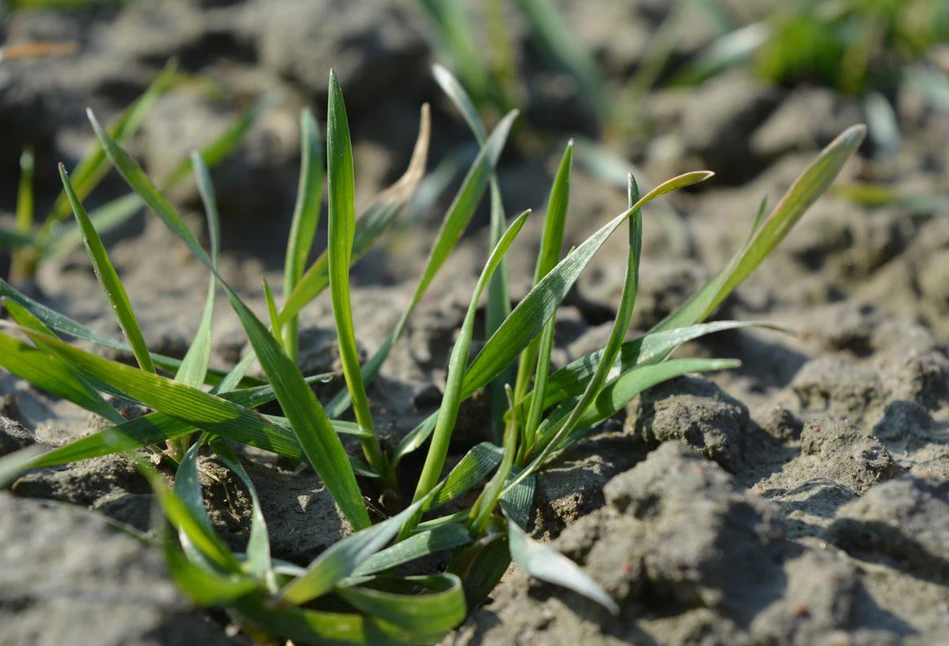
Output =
[{"x1": 0, "y1": 65, "x2": 865, "y2": 645}]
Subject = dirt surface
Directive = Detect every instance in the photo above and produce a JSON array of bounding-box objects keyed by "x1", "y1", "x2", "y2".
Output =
[{"x1": 2, "y1": 1, "x2": 949, "y2": 645}]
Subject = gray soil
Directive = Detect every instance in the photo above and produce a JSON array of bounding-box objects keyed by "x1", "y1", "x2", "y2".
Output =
[{"x1": 2, "y1": 1, "x2": 949, "y2": 645}]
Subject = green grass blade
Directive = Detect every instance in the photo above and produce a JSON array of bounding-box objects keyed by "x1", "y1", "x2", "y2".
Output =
[
  {"x1": 1, "y1": 300, "x2": 124, "y2": 424},
  {"x1": 579, "y1": 358, "x2": 740, "y2": 432},
  {"x1": 413, "y1": 210, "x2": 531, "y2": 502},
  {"x1": 209, "y1": 438, "x2": 273, "y2": 584},
  {"x1": 10, "y1": 148, "x2": 35, "y2": 279},
  {"x1": 14, "y1": 327, "x2": 307, "y2": 458},
  {"x1": 461, "y1": 171, "x2": 712, "y2": 400},
  {"x1": 655, "y1": 125, "x2": 866, "y2": 332},
  {"x1": 485, "y1": 182, "x2": 512, "y2": 443},
  {"x1": 505, "y1": 508, "x2": 618, "y2": 614},
  {"x1": 88, "y1": 112, "x2": 369, "y2": 529},
  {"x1": 468, "y1": 398, "x2": 517, "y2": 533},
  {"x1": 428, "y1": 442, "x2": 504, "y2": 509},
  {"x1": 325, "y1": 110, "x2": 517, "y2": 419},
  {"x1": 432, "y1": 63, "x2": 512, "y2": 443},
  {"x1": 326, "y1": 70, "x2": 383, "y2": 470},
  {"x1": 351, "y1": 525, "x2": 471, "y2": 577},
  {"x1": 140, "y1": 459, "x2": 242, "y2": 572},
  {"x1": 525, "y1": 321, "x2": 773, "y2": 414},
  {"x1": 499, "y1": 472, "x2": 534, "y2": 529},
  {"x1": 282, "y1": 109, "x2": 323, "y2": 361},
  {"x1": 232, "y1": 596, "x2": 415, "y2": 646},
  {"x1": 173, "y1": 153, "x2": 221, "y2": 390},
  {"x1": 59, "y1": 164, "x2": 155, "y2": 373},
  {"x1": 336, "y1": 574, "x2": 465, "y2": 637},
  {"x1": 21, "y1": 377, "x2": 335, "y2": 470},
  {"x1": 163, "y1": 529, "x2": 259, "y2": 605},
  {"x1": 532, "y1": 358, "x2": 741, "y2": 462},
  {"x1": 514, "y1": 141, "x2": 573, "y2": 441},
  {"x1": 0, "y1": 330, "x2": 124, "y2": 423},
  {"x1": 277, "y1": 500, "x2": 425, "y2": 605},
  {"x1": 174, "y1": 438, "x2": 218, "y2": 565},
  {"x1": 525, "y1": 176, "x2": 642, "y2": 468},
  {"x1": 448, "y1": 533, "x2": 510, "y2": 610},
  {"x1": 432, "y1": 63, "x2": 488, "y2": 142},
  {"x1": 280, "y1": 105, "x2": 430, "y2": 326},
  {"x1": 262, "y1": 279, "x2": 283, "y2": 350}
]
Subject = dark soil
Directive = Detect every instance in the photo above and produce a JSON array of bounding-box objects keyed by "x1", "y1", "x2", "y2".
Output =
[{"x1": 2, "y1": 1, "x2": 949, "y2": 645}]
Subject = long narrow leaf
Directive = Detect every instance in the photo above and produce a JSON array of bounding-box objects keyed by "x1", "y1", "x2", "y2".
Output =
[
  {"x1": 279, "y1": 105, "x2": 430, "y2": 326},
  {"x1": 505, "y1": 509, "x2": 618, "y2": 614},
  {"x1": 282, "y1": 109, "x2": 323, "y2": 360},
  {"x1": 526, "y1": 176, "x2": 642, "y2": 467},
  {"x1": 277, "y1": 500, "x2": 425, "y2": 605},
  {"x1": 326, "y1": 70, "x2": 384, "y2": 475},
  {"x1": 462, "y1": 171, "x2": 712, "y2": 399},
  {"x1": 89, "y1": 112, "x2": 369, "y2": 528},
  {"x1": 655, "y1": 126, "x2": 866, "y2": 332},
  {"x1": 336, "y1": 574, "x2": 466, "y2": 637},
  {"x1": 351, "y1": 524, "x2": 471, "y2": 577},
  {"x1": 325, "y1": 110, "x2": 517, "y2": 418},
  {"x1": 60, "y1": 164, "x2": 155, "y2": 373},
  {"x1": 413, "y1": 210, "x2": 531, "y2": 502}
]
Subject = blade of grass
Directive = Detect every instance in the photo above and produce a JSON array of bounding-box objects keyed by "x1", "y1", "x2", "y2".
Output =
[
  {"x1": 512, "y1": 141, "x2": 573, "y2": 444},
  {"x1": 59, "y1": 164, "x2": 155, "y2": 373},
  {"x1": 325, "y1": 110, "x2": 518, "y2": 419},
  {"x1": 431, "y1": 67, "x2": 513, "y2": 442},
  {"x1": 504, "y1": 509, "x2": 618, "y2": 614},
  {"x1": 174, "y1": 151, "x2": 221, "y2": 390},
  {"x1": 351, "y1": 524, "x2": 471, "y2": 577},
  {"x1": 281, "y1": 109, "x2": 323, "y2": 361},
  {"x1": 486, "y1": 183, "x2": 512, "y2": 443},
  {"x1": 12, "y1": 326, "x2": 307, "y2": 459},
  {"x1": 19, "y1": 373, "x2": 339, "y2": 470},
  {"x1": 336, "y1": 574, "x2": 466, "y2": 637},
  {"x1": 461, "y1": 171, "x2": 712, "y2": 399},
  {"x1": 522, "y1": 320, "x2": 774, "y2": 415},
  {"x1": 10, "y1": 148, "x2": 35, "y2": 280},
  {"x1": 0, "y1": 445, "x2": 45, "y2": 488},
  {"x1": 279, "y1": 105, "x2": 430, "y2": 326},
  {"x1": 139, "y1": 458, "x2": 242, "y2": 572},
  {"x1": 531, "y1": 358, "x2": 741, "y2": 463},
  {"x1": 88, "y1": 109, "x2": 368, "y2": 527},
  {"x1": 210, "y1": 438, "x2": 273, "y2": 585},
  {"x1": 277, "y1": 500, "x2": 425, "y2": 605},
  {"x1": 519, "y1": 175, "x2": 643, "y2": 480},
  {"x1": 174, "y1": 438, "x2": 218, "y2": 566},
  {"x1": 655, "y1": 125, "x2": 866, "y2": 332},
  {"x1": 413, "y1": 210, "x2": 531, "y2": 503},
  {"x1": 1, "y1": 301, "x2": 124, "y2": 424},
  {"x1": 326, "y1": 69, "x2": 386, "y2": 478},
  {"x1": 163, "y1": 528, "x2": 259, "y2": 605},
  {"x1": 232, "y1": 595, "x2": 417, "y2": 646}
]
